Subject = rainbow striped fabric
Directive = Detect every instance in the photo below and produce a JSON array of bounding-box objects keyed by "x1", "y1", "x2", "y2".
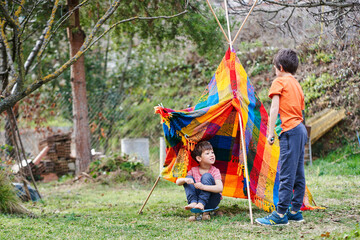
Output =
[{"x1": 155, "y1": 48, "x2": 322, "y2": 212}]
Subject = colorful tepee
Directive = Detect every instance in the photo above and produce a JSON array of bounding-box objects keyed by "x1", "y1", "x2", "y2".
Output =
[{"x1": 155, "y1": 48, "x2": 319, "y2": 212}]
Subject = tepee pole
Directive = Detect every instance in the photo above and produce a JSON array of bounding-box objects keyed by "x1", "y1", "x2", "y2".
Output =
[
  {"x1": 238, "y1": 111, "x2": 254, "y2": 224},
  {"x1": 138, "y1": 175, "x2": 161, "y2": 214},
  {"x1": 205, "y1": 0, "x2": 230, "y2": 44},
  {"x1": 138, "y1": 137, "x2": 165, "y2": 214},
  {"x1": 224, "y1": 0, "x2": 232, "y2": 50},
  {"x1": 232, "y1": 0, "x2": 259, "y2": 44}
]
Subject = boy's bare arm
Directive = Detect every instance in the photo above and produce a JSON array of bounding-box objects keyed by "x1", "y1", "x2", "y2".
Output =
[
  {"x1": 268, "y1": 95, "x2": 280, "y2": 145},
  {"x1": 176, "y1": 177, "x2": 194, "y2": 186},
  {"x1": 194, "y1": 180, "x2": 223, "y2": 193}
]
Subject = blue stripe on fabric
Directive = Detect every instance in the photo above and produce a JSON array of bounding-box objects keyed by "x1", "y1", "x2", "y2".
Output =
[
  {"x1": 273, "y1": 170, "x2": 280, "y2": 207},
  {"x1": 207, "y1": 91, "x2": 219, "y2": 107},
  {"x1": 244, "y1": 77, "x2": 256, "y2": 155},
  {"x1": 275, "y1": 114, "x2": 283, "y2": 136}
]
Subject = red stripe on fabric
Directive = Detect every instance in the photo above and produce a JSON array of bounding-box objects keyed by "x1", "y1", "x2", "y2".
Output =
[
  {"x1": 249, "y1": 154, "x2": 261, "y2": 191},
  {"x1": 259, "y1": 103, "x2": 269, "y2": 135},
  {"x1": 230, "y1": 69, "x2": 237, "y2": 92},
  {"x1": 225, "y1": 47, "x2": 231, "y2": 60},
  {"x1": 249, "y1": 131, "x2": 267, "y2": 192}
]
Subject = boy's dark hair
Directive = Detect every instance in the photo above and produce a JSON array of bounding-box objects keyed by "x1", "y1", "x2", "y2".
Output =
[
  {"x1": 191, "y1": 141, "x2": 213, "y2": 161},
  {"x1": 273, "y1": 49, "x2": 299, "y2": 75}
]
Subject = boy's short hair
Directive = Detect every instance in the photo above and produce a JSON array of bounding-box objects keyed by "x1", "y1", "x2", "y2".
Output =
[
  {"x1": 191, "y1": 141, "x2": 213, "y2": 161},
  {"x1": 273, "y1": 49, "x2": 299, "y2": 75}
]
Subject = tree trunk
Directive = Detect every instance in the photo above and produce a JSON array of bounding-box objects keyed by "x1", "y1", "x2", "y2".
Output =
[
  {"x1": 67, "y1": 0, "x2": 92, "y2": 174},
  {"x1": 1, "y1": 35, "x2": 15, "y2": 160}
]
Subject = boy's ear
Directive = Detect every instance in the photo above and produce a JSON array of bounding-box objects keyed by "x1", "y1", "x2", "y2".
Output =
[
  {"x1": 196, "y1": 156, "x2": 202, "y2": 162},
  {"x1": 279, "y1": 65, "x2": 284, "y2": 72}
]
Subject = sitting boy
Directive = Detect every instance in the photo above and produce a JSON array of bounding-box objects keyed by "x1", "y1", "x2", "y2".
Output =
[{"x1": 176, "y1": 141, "x2": 223, "y2": 221}]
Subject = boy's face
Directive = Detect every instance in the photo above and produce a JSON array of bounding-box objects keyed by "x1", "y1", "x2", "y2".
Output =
[{"x1": 197, "y1": 149, "x2": 215, "y2": 165}]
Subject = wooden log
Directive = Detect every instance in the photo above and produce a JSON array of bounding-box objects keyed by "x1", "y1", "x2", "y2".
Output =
[{"x1": 307, "y1": 108, "x2": 346, "y2": 143}]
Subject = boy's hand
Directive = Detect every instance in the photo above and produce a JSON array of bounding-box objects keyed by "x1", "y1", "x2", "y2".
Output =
[
  {"x1": 184, "y1": 178, "x2": 194, "y2": 185},
  {"x1": 267, "y1": 133, "x2": 275, "y2": 145},
  {"x1": 194, "y1": 182, "x2": 204, "y2": 190}
]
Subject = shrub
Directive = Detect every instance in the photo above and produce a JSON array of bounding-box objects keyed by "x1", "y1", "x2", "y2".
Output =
[
  {"x1": 88, "y1": 152, "x2": 152, "y2": 184},
  {"x1": 0, "y1": 170, "x2": 29, "y2": 214},
  {"x1": 315, "y1": 51, "x2": 334, "y2": 64}
]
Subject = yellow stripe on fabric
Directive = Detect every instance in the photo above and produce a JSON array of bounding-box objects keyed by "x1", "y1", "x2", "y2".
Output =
[
  {"x1": 222, "y1": 175, "x2": 246, "y2": 198},
  {"x1": 261, "y1": 140, "x2": 273, "y2": 199},
  {"x1": 262, "y1": 138, "x2": 280, "y2": 201},
  {"x1": 194, "y1": 99, "x2": 232, "y2": 124},
  {"x1": 216, "y1": 70, "x2": 231, "y2": 101},
  {"x1": 232, "y1": 112, "x2": 239, "y2": 138}
]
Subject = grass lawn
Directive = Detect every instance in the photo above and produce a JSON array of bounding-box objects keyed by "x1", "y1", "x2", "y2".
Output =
[{"x1": 1, "y1": 145, "x2": 359, "y2": 239}]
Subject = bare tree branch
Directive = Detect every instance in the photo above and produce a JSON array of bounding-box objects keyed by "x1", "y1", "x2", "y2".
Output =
[
  {"x1": 36, "y1": 0, "x2": 60, "y2": 63},
  {"x1": 263, "y1": 0, "x2": 359, "y2": 8},
  {"x1": 0, "y1": 2, "x2": 18, "y2": 28},
  {"x1": 84, "y1": 10, "x2": 188, "y2": 52},
  {"x1": 230, "y1": 0, "x2": 359, "y2": 41},
  {"x1": 32, "y1": 0, "x2": 91, "y2": 71},
  {"x1": 24, "y1": 0, "x2": 60, "y2": 74},
  {"x1": 20, "y1": 0, "x2": 42, "y2": 35},
  {"x1": 52, "y1": 0, "x2": 90, "y2": 35}
]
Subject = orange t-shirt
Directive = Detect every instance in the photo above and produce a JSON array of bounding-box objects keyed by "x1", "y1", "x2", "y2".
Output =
[{"x1": 268, "y1": 75, "x2": 304, "y2": 135}]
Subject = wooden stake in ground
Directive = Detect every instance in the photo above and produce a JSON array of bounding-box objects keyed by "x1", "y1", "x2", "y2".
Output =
[
  {"x1": 238, "y1": 112, "x2": 254, "y2": 224},
  {"x1": 138, "y1": 175, "x2": 161, "y2": 214}
]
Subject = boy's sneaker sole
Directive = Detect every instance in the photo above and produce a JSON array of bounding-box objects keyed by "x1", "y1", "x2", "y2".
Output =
[
  {"x1": 288, "y1": 219, "x2": 305, "y2": 222},
  {"x1": 255, "y1": 219, "x2": 289, "y2": 226}
]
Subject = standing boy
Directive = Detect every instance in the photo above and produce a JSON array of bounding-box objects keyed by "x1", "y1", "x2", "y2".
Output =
[
  {"x1": 256, "y1": 49, "x2": 308, "y2": 226},
  {"x1": 176, "y1": 141, "x2": 223, "y2": 221}
]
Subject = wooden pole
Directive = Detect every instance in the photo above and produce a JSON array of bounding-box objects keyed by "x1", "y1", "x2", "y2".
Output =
[
  {"x1": 138, "y1": 175, "x2": 161, "y2": 214},
  {"x1": 224, "y1": 0, "x2": 232, "y2": 50},
  {"x1": 232, "y1": 0, "x2": 258, "y2": 44},
  {"x1": 312, "y1": 198, "x2": 318, "y2": 207},
  {"x1": 205, "y1": 0, "x2": 230, "y2": 44},
  {"x1": 9, "y1": 108, "x2": 42, "y2": 199},
  {"x1": 7, "y1": 109, "x2": 31, "y2": 201},
  {"x1": 238, "y1": 112, "x2": 254, "y2": 224}
]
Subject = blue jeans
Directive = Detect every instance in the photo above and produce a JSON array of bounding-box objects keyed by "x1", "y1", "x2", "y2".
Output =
[
  {"x1": 277, "y1": 123, "x2": 308, "y2": 214},
  {"x1": 183, "y1": 173, "x2": 221, "y2": 209}
]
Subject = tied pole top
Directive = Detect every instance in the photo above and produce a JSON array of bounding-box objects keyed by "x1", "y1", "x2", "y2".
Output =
[{"x1": 205, "y1": 0, "x2": 259, "y2": 48}]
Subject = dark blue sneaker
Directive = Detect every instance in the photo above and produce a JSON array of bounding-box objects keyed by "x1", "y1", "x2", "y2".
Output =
[
  {"x1": 287, "y1": 209, "x2": 304, "y2": 222},
  {"x1": 255, "y1": 211, "x2": 289, "y2": 226}
]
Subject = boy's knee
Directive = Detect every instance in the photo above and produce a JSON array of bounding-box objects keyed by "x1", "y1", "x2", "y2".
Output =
[{"x1": 201, "y1": 173, "x2": 215, "y2": 185}]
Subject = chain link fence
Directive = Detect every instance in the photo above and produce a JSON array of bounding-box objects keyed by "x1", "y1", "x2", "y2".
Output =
[{"x1": 0, "y1": 88, "x2": 127, "y2": 161}]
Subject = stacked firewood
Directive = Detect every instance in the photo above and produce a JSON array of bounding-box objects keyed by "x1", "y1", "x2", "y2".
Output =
[{"x1": 37, "y1": 133, "x2": 75, "y2": 177}]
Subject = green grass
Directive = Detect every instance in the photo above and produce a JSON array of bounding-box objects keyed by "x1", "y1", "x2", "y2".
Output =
[{"x1": 0, "y1": 144, "x2": 359, "y2": 239}]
